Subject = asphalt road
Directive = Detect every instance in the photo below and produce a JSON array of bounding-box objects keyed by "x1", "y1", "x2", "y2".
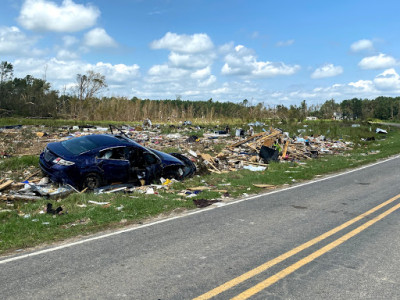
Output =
[{"x1": 1, "y1": 156, "x2": 400, "y2": 299}]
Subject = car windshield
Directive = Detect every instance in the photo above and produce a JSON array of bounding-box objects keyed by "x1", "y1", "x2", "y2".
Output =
[{"x1": 61, "y1": 136, "x2": 101, "y2": 155}]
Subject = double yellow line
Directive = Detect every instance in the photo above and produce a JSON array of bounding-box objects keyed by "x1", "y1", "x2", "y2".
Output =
[{"x1": 194, "y1": 193, "x2": 400, "y2": 300}]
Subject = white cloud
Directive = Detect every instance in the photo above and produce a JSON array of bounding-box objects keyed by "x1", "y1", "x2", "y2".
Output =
[
  {"x1": 358, "y1": 53, "x2": 397, "y2": 69},
  {"x1": 276, "y1": 39, "x2": 295, "y2": 47},
  {"x1": 62, "y1": 35, "x2": 79, "y2": 47},
  {"x1": 350, "y1": 39, "x2": 374, "y2": 52},
  {"x1": 147, "y1": 64, "x2": 190, "y2": 83},
  {"x1": 311, "y1": 64, "x2": 343, "y2": 79},
  {"x1": 56, "y1": 49, "x2": 79, "y2": 60},
  {"x1": 150, "y1": 32, "x2": 214, "y2": 53},
  {"x1": 221, "y1": 44, "x2": 300, "y2": 77},
  {"x1": 168, "y1": 52, "x2": 214, "y2": 69},
  {"x1": 211, "y1": 86, "x2": 230, "y2": 95},
  {"x1": 0, "y1": 26, "x2": 40, "y2": 56},
  {"x1": 253, "y1": 61, "x2": 300, "y2": 77},
  {"x1": 18, "y1": 0, "x2": 100, "y2": 32},
  {"x1": 191, "y1": 67, "x2": 211, "y2": 79},
  {"x1": 12, "y1": 58, "x2": 140, "y2": 94},
  {"x1": 83, "y1": 28, "x2": 117, "y2": 48},
  {"x1": 348, "y1": 80, "x2": 375, "y2": 92},
  {"x1": 373, "y1": 68, "x2": 400, "y2": 91},
  {"x1": 198, "y1": 75, "x2": 216, "y2": 87}
]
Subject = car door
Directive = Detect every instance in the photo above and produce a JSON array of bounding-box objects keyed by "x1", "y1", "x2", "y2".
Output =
[
  {"x1": 126, "y1": 146, "x2": 162, "y2": 184},
  {"x1": 96, "y1": 147, "x2": 130, "y2": 184}
]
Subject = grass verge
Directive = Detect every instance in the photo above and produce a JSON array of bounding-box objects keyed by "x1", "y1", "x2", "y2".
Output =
[{"x1": 1, "y1": 125, "x2": 400, "y2": 255}]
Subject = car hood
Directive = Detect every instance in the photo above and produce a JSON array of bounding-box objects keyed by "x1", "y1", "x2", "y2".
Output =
[{"x1": 150, "y1": 149, "x2": 185, "y2": 166}]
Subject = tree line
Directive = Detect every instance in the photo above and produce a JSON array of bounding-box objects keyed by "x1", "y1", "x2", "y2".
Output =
[{"x1": 1, "y1": 60, "x2": 399, "y2": 122}]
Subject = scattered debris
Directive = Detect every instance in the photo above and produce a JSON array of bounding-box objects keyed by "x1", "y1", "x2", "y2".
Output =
[
  {"x1": 376, "y1": 128, "x2": 388, "y2": 134},
  {"x1": 46, "y1": 203, "x2": 63, "y2": 215},
  {"x1": 193, "y1": 198, "x2": 221, "y2": 208},
  {"x1": 0, "y1": 122, "x2": 374, "y2": 212}
]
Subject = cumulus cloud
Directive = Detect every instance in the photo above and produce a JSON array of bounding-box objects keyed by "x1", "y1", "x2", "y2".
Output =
[
  {"x1": 311, "y1": 64, "x2": 343, "y2": 79},
  {"x1": 198, "y1": 75, "x2": 216, "y2": 87},
  {"x1": 221, "y1": 44, "x2": 300, "y2": 77},
  {"x1": 350, "y1": 39, "x2": 374, "y2": 52},
  {"x1": 373, "y1": 68, "x2": 400, "y2": 91},
  {"x1": 168, "y1": 52, "x2": 214, "y2": 69},
  {"x1": 358, "y1": 53, "x2": 397, "y2": 69},
  {"x1": 0, "y1": 26, "x2": 40, "y2": 56},
  {"x1": 56, "y1": 49, "x2": 79, "y2": 60},
  {"x1": 190, "y1": 66, "x2": 211, "y2": 79},
  {"x1": 348, "y1": 79, "x2": 375, "y2": 93},
  {"x1": 12, "y1": 58, "x2": 140, "y2": 92},
  {"x1": 276, "y1": 39, "x2": 295, "y2": 47},
  {"x1": 18, "y1": 0, "x2": 100, "y2": 32},
  {"x1": 150, "y1": 32, "x2": 214, "y2": 53},
  {"x1": 83, "y1": 28, "x2": 118, "y2": 48},
  {"x1": 147, "y1": 64, "x2": 190, "y2": 83}
]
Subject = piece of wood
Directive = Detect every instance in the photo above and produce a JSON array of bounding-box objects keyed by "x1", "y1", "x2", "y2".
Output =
[
  {"x1": 0, "y1": 180, "x2": 13, "y2": 191},
  {"x1": 208, "y1": 169, "x2": 222, "y2": 174},
  {"x1": 242, "y1": 161, "x2": 269, "y2": 167},
  {"x1": 187, "y1": 186, "x2": 211, "y2": 191},
  {"x1": 253, "y1": 184, "x2": 276, "y2": 189},
  {"x1": 23, "y1": 170, "x2": 41, "y2": 181},
  {"x1": 262, "y1": 138, "x2": 275, "y2": 148},
  {"x1": 228, "y1": 132, "x2": 267, "y2": 148},
  {"x1": 282, "y1": 140, "x2": 290, "y2": 157},
  {"x1": 200, "y1": 153, "x2": 221, "y2": 172},
  {"x1": 0, "y1": 194, "x2": 40, "y2": 201},
  {"x1": 246, "y1": 130, "x2": 280, "y2": 148}
]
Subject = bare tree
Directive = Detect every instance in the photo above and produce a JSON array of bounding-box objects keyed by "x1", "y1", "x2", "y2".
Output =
[{"x1": 76, "y1": 70, "x2": 107, "y2": 100}]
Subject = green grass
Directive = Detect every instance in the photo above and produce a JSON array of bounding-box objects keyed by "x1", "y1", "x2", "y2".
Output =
[
  {"x1": 1, "y1": 122, "x2": 400, "y2": 255},
  {"x1": 0, "y1": 192, "x2": 195, "y2": 253},
  {"x1": 0, "y1": 156, "x2": 39, "y2": 171}
]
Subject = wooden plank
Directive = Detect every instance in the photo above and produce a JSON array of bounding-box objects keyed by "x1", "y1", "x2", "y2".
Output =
[
  {"x1": 24, "y1": 170, "x2": 41, "y2": 182},
  {"x1": 246, "y1": 130, "x2": 280, "y2": 149},
  {"x1": 187, "y1": 186, "x2": 211, "y2": 191},
  {"x1": 253, "y1": 184, "x2": 276, "y2": 189},
  {"x1": 241, "y1": 161, "x2": 269, "y2": 167},
  {"x1": 0, "y1": 180, "x2": 13, "y2": 191},
  {"x1": 282, "y1": 140, "x2": 290, "y2": 157},
  {"x1": 228, "y1": 132, "x2": 267, "y2": 148}
]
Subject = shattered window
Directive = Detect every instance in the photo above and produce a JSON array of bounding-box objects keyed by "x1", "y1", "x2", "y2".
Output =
[
  {"x1": 98, "y1": 147, "x2": 126, "y2": 160},
  {"x1": 143, "y1": 152, "x2": 159, "y2": 165}
]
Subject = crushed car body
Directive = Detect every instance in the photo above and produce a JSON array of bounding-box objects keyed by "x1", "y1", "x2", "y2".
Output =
[{"x1": 39, "y1": 134, "x2": 196, "y2": 190}]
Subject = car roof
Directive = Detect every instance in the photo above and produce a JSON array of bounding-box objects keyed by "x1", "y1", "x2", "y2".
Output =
[
  {"x1": 87, "y1": 134, "x2": 145, "y2": 149},
  {"x1": 64, "y1": 134, "x2": 145, "y2": 153}
]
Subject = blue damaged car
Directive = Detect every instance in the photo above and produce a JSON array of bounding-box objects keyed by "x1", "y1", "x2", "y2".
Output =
[{"x1": 39, "y1": 134, "x2": 196, "y2": 190}]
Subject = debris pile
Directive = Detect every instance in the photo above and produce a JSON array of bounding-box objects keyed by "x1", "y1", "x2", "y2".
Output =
[
  {"x1": 178, "y1": 127, "x2": 354, "y2": 174},
  {"x1": 0, "y1": 122, "x2": 356, "y2": 202}
]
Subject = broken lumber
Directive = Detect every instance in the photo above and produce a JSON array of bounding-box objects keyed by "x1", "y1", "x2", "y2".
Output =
[
  {"x1": 0, "y1": 180, "x2": 13, "y2": 191},
  {"x1": 228, "y1": 131, "x2": 268, "y2": 148}
]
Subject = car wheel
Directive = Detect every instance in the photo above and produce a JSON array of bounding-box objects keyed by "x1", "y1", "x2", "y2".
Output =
[{"x1": 83, "y1": 173, "x2": 102, "y2": 190}]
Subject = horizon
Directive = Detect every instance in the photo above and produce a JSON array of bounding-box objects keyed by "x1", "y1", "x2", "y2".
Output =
[{"x1": 1, "y1": 0, "x2": 400, "y2": 106}]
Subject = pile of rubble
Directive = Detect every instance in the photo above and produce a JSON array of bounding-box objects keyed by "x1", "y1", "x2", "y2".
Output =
[
  {"x1": 0, "y1": 122, "x2": 356, "y2": 203},
  {"x1": 178, "y1": 127, "x2": 353, "y2": 174}
]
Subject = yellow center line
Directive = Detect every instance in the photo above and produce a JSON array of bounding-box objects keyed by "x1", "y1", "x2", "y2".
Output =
[
  {"x1": 193, "y1": 193, "x2": 400, "y2": 300},
  {"x1": 233, "y1": 200, "x2": 400, "y2": 299}
]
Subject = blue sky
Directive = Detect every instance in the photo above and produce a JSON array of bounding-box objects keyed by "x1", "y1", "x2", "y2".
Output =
[{"x1": 1, "y1": 0, "x2": 400, "y2": 106}]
